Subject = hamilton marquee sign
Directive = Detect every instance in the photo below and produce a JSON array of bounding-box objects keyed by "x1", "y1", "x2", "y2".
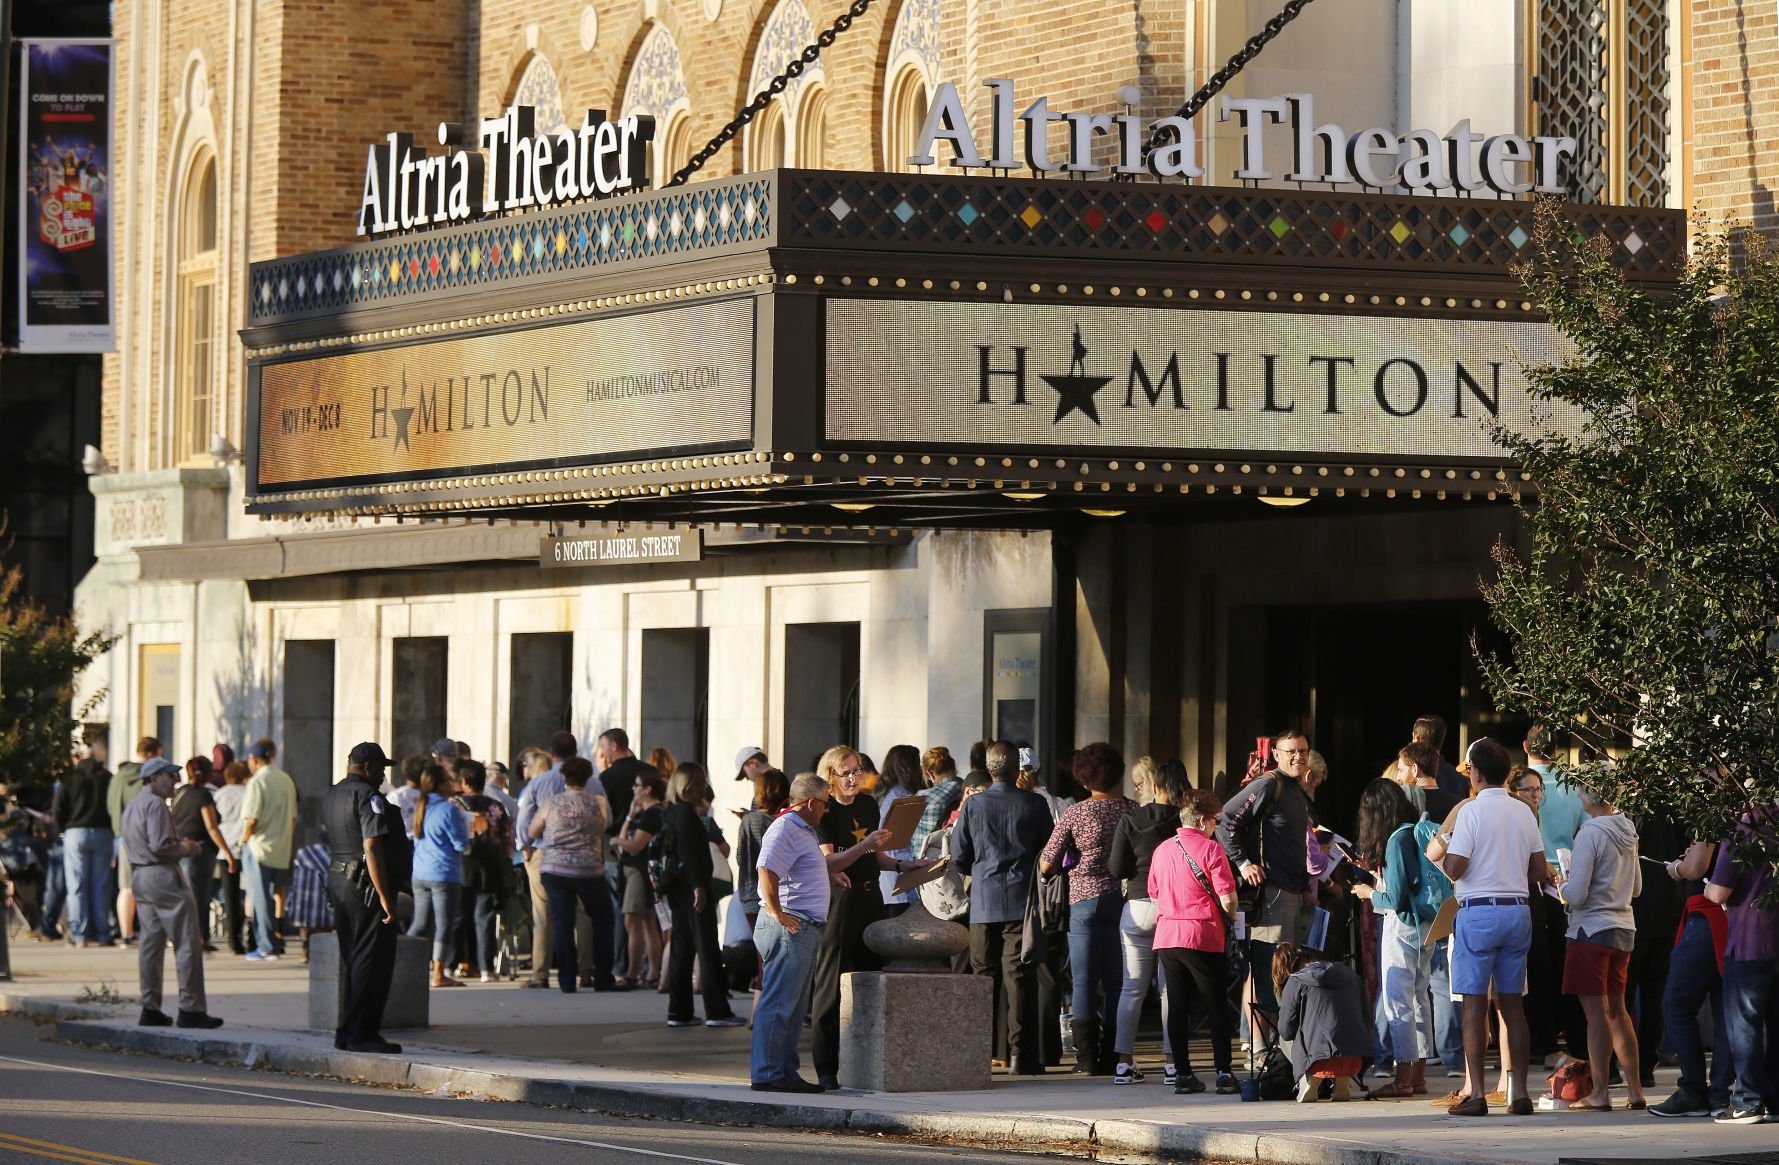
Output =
[
  {"x1": 823, "y1": 299, "x2": 1578, "y2": 462},
  {"x1": 253, "y1": 298, "x2": 754, "y2": 490}
]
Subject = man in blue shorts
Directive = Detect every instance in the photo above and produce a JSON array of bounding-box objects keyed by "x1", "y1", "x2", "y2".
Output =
[{"x1": 1426, "y1": 737, "x2": 1551, "y2": 1116}]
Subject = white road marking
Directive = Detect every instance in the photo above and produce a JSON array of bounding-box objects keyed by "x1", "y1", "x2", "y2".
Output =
[{"x1": 0, "y1": 1052, "x2": 743, "y2": 1165}]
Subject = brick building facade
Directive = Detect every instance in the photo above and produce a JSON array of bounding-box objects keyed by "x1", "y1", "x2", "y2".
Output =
[{"x1": 74, "y1": 0, "x2": 1756, "y2": 834}]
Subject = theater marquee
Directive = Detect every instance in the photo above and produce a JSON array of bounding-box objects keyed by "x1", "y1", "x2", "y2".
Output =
[
  {"x1": 253, "y1": 297, "x2": 755, "y2": 491},
  {"x1": 823, "y1": 299, "x2": 1577, "y2": 462}
]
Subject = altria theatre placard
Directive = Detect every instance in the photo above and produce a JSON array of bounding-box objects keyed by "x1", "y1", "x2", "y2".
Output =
[{"x1": 823, "y1": 299, "x2": 1579, "y2": 461}]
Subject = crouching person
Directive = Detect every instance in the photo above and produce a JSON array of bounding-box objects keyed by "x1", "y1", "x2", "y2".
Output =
[{"x1": 1276, "y1": 943, "x2": 1369, "y2": 1102}]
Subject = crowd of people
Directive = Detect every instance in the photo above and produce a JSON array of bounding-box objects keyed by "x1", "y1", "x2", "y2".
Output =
[{"x1": 4, "y1": 718, "x2": 1775, "y2": 1127}]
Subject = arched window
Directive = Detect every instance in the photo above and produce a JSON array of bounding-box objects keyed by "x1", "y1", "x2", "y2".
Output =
[
  {"x1": 661, "y1": 112, "x2": 696, "y2": 183},
  {"x1": 621, "y1": 25, "x2": 690, "y2": 185},
  {"x1": 885, "y1": 68, "x2": 929, "y2": 173},
  {"x1": 175, "y1": 153, "x2": 218, "y2": 464},
  {"x1": 797, "y1": 85, "x2": 829, "y2": 168},
  {"x1": 750, "y1": 101, "x2": 786, "y2": 171}
]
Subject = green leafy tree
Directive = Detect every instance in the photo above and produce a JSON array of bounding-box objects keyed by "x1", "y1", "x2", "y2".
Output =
[
  {"x1": 0, "y1": 560, "x2": 117, "y2": 801},
  {"x1": 1479, "y1": 203, "x2": 1779, "y2": 871}
]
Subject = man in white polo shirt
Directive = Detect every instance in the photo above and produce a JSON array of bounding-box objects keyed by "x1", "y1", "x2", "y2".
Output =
[{"x1": 1426, "y1": 736, "x2": 1550, "y2": 1117}]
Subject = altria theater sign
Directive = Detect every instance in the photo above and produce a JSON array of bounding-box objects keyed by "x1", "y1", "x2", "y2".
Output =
[
  {"x1": 357, "y1": 104, "x2": 655, "y2": 236},
  {"x1": 911, "y1": 80, "x2": 1577, "y2": 195}
]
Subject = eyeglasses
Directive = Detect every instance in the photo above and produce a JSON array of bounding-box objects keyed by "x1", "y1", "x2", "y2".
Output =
[
  {"x1": 804, "y1": 797, "x2": 830, "y2": 809},
  {"x1": 837, "y1": 767, "x2": 861, "y2": 779},
  {"x1": 1515, "y1": 784, "x2": 1544, "y2": 796},
  {"x1": 1275, "y1": 748, "x2": 1309, "y2": 758}
]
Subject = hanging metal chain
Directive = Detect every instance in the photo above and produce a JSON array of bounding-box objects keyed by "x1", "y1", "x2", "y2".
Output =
[
  {"x1": 667, "y1": 0, "x2": 876, "y2": 187},
  {"x1": 1147, "y1": 0, "x2": 1319, "y2": 152}
]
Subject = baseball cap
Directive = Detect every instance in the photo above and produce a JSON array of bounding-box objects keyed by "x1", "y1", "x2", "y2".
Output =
[
  {"x1": 140, "y1": 757, "x2": 180, "y2": 781},
  {"x1": 1018, "y1": 747, "x2": 1039, "y2": 771},
  {"x1": 348, "y1": 742, "x2": 391, "y2": 770},
  {"x1": 247, "y1": 740, "x2": 275, "y2": 760},
  {"x1": 430, "y1": 736, "x2": 457, "y2": 758},
  {"x1": 733, "y1": 745, "x2": 766, "y2": 778}
]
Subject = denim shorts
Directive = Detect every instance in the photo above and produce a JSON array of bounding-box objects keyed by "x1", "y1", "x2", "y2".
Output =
[{"x1": 1450, "y1": 902, "x2": 1532, "y2": 995}]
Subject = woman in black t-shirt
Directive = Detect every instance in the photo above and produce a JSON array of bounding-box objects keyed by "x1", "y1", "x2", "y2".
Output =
[
  {"x1": 616, "y1": 770, "x2": 668, "y2": 988},
  {"x1": 172, "y1": 757, "x2": 236, "y2": 950}
]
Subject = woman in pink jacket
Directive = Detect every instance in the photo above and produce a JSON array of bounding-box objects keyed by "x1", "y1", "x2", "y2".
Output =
[{"x1": 1149, "y1": 788, "x2": 1241, "y2": 1096}]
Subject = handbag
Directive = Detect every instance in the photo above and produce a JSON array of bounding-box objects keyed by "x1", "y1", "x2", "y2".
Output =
[
  {"x1": 1020, "y1": 865, "x2": 1068, "y2": 965},
  {"x1": 1548, "y1": 1059, "x2": 1594, "y2": 1102}
]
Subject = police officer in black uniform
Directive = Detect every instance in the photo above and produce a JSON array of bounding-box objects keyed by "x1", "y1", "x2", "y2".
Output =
[{"x1": 325, "y1": 742, "x2": 401, "y2": 1053}]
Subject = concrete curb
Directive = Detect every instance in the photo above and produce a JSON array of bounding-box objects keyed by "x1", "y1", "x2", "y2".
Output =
[{"x1": 2, "y1": 993, "x2": 1529, "y2": 1165}]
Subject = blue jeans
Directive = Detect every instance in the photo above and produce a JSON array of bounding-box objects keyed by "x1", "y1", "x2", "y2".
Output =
[
  {"x1": 61, "y1": 827, "x2": 113, "y2": 944},
  {"x1": 242, "y1": 850, "x2": 285, "y2": 955},
  {"x1": 40, "y1": 842, "x2": 66, "y2": 939},
  {"x1": 1664, "y1": 912, "x2": 1732, "y2": 1106},
  {"x1": 1724, "y1": 955, "x2": 1779, "y2": 1110},
  {"x1": 751, "y1": 912, "x2": 822, "y2": 1085},
  {"x1": 409, "y1": 878, "x2": 462, "y2": 964},
  {"x1": 1429, "y1": 937, "x2": 1464, "y2": 1070},
  {"x1": 1068, "y1": 889, "x2": 1123, "y2": 1029},
  {"x1": 541, "y1": 872, "x2": 616, "y2": 989}
]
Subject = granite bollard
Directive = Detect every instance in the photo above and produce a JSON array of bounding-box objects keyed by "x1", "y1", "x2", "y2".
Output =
[
  {"x1": 839, "y1": 898, "x2": 991, "y2": 1091},
  {"x1": 307, "y1": 931, "x2": 431, "y2": 1032}
]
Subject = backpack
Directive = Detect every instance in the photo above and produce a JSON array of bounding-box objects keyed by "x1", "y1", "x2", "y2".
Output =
[
  {"x1": 1255, "y1": 1044, "x2": 1296, "y2": 1100},
  {"x1": 461, "y1": 798, "x2": 514, "y2": 899},
  {"x1": 646, "y1": 814, "x2": 686, "y2": 896},
  {"x1": 1407, "y1": 815, "x2": 1452, "y2": 924},
  {"x1": 916, "y1": 826, "x2": 969, "y2": 921}
]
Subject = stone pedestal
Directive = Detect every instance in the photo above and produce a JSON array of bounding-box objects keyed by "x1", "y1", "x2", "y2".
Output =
[
  {"x1": 840, "y1": 971, "x2": 993, "y2": 1091},
  {"x1": 308, "y1": 932, "x2": 431, "y2": 1031}
]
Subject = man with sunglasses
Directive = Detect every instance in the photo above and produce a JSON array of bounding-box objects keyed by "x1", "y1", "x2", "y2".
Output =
[{"x1": 750, "y1": 771, "x2": 889, "y2": 1093}]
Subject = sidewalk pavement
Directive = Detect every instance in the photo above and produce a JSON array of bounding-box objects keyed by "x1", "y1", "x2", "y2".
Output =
[{"x1": 0, "y1": 937, "x2": 1762, "y2": 1165}]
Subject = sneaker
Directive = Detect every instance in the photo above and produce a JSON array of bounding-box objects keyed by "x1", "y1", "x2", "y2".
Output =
[
  {"x1": 1650, "y1": 1091, "x2": 1713, "y2": 1118},
  {"x1": 665, "y1": 1016, "x2": 703, "y2": 1028},
  {"x1": 244, "y1": 950, "x2": 280, "y2": 963},
  {"x1": 1715, "y1": 1101, "x2": 1769, "y2": 1125},
  {"x1": 1174, "y1": 1073, "x2": 1206, "y2": 1095},
  {"x1": 705, "y1": 1015, "x2": 745, "y2": 1028},
  {"x1": 479, "y1": 973, "x2": 493, "y2": 984},
  {"x1": 1215, "y1": 1072, "x2": 1240, "y2": 1095},
  {"x1": 1113, "y1": 1064, "x2": 1145, "y2": 1085},
  {"x1": 1296, "y1": 1075, "x2": 1318, "y2": 1103},
  {"x1": 1163, "y1": 1064, "x2": 1178, "y2": 1087}
]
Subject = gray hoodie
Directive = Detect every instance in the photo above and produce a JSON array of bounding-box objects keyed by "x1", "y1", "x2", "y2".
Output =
[{"x1": 1562, "y1": 811, "x2": 1642, "y2": 940}]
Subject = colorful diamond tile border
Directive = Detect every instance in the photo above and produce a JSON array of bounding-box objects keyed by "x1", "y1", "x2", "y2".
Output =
[
  {"x1": 251, "y1": 172, "x2": 1684, "y2": 326},
  {"x1": 249, "y1": 178, "x2": 774, "y2": 322}
]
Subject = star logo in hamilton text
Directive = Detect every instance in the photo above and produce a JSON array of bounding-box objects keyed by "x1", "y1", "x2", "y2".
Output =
[
  {"x1": 392, "y1": 404, "x2": 415, "y2": 451},
  {"x1": 1043, "y1": 323, "x2": 1110, "y2": 424}
]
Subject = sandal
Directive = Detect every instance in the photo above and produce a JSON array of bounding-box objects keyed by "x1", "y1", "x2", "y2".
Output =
[{"x1": 1370, "y1": 1082, "x2": 1417, "y2": 1098}]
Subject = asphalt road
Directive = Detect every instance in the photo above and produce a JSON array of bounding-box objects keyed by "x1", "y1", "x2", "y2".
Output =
[{"x1": 0, "y1": 1016, "x2": 1084, "y2": 1165}]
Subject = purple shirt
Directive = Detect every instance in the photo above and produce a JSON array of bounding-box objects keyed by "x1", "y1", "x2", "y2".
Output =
[
  {"x1": 1709, "y1": 830, "x2": 1779, "y2": 962},
  {"x1": 756, "y1": 810, "x2": 830, "y2": 923}
]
